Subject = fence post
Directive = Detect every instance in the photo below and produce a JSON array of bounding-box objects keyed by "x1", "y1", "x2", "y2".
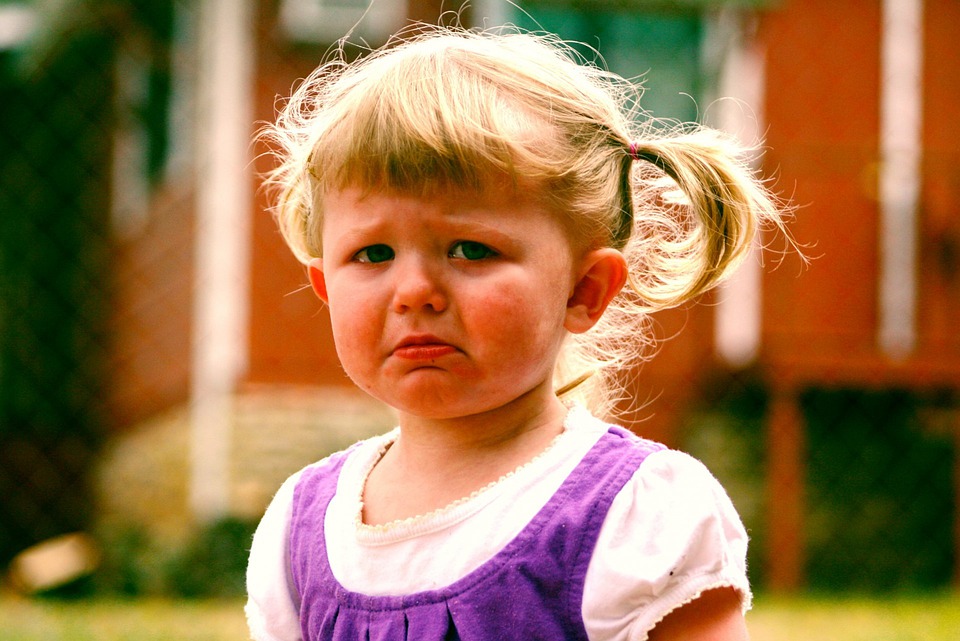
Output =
[{"x1": 767, "y1": 381, "x2": 805, "y2": 591}]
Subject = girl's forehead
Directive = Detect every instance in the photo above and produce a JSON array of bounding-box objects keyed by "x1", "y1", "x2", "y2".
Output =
[
  {"x1": 325, "y1": 178, "x2": 527, "y2": 216},
  {"x1": 328, "y1": 172, "x2": 539, "y2": 212}
]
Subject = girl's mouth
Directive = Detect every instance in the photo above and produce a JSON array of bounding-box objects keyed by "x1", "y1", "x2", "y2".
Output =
[{"x1": 393, "y1": 335, "x2": 458, "y2": 360}]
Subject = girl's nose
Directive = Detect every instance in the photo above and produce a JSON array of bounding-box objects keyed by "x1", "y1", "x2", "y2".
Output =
[{"x1": 391, "y1": 257, "x2": 448, "y2": 314}]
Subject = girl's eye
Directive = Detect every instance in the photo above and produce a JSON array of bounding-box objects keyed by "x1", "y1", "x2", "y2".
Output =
[
  {"x1": 450, "y1": 241, "x2": 496, "y2": 261},
  {"x1": 354, "y1": 244, "x2": 394, "y2": 263}
]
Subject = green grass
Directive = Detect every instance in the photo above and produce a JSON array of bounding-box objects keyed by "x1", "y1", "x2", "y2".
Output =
[
  {"x1": 0, "y1": 592, "x2": 957, "y2": 640},
  {"x1": 0, "y1": 597, "x2": 249, "y2": 641},
  {"x1": 748, "y1": 592, "x2": 960, "y2": 641}
]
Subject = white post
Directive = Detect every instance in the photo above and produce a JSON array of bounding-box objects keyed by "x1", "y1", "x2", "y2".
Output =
[
  {"x1": 878, "y1": 0, "x2": 923, "y2": 358},
  {"x1": 190, "y1": 0, "x2": 254, "y2": 522},
  {"x1": 708, "y1": 11, "x2": 766, "y2": 368}
]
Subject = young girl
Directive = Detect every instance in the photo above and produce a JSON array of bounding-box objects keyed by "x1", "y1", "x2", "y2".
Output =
[{"x1": 246, "y1": 26, "x2": 785, "y2": 641}]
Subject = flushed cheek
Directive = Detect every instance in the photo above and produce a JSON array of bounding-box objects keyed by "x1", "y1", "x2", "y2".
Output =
[
  {"x1": 466, "y1": 289, "x2": 566, "y2": 361},
  {"x1": 326, "y1": 291, "x2": 386, "y2": 382}
]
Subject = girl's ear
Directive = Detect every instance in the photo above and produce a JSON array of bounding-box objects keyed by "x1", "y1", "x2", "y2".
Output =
[
  {"x1": 307, "y1": 257, "x2": 329, "y2": 303},
  {"x1": 564, "y1": 248, "x2": 628, "y2": 334}
]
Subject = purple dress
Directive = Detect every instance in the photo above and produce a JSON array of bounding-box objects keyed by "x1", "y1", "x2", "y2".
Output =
[{"x1": 289, "y1": 426, "x2": 664, "y2": 641}]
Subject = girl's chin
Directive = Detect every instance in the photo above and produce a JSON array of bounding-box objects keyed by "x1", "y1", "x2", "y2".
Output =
[{"x1": 350, "y1": 368, "x2": 556, "y2": 421}]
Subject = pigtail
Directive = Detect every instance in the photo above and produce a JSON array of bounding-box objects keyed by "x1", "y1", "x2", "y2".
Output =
[
  {"x1": 624, "y1": 129, "x2": 781, "y2": 312},
  {"x1": 558, "y1": 127, "x2": 789, "y2": 418}
]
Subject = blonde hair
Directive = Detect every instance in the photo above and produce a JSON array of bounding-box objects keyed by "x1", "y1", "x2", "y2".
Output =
[{"x1": 260, "y1": 26, "x2": 786, "y2": 418}]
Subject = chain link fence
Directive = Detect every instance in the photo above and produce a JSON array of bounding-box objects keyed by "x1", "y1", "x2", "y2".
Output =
[
  {"x1": 1, "y1": 10, "x2": 115, "y2": 578},
  {"x1": 0, "y1": 0, "x2": 956, "y2": 598}
]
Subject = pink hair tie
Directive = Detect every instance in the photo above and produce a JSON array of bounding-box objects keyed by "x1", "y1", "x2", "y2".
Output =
[{"x1": 628, "y1": 141, "x2": 666, "y2": 172}]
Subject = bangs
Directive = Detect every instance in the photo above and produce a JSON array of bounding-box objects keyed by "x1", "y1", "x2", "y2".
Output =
[{"x1": 306, "y1": 36, "x2": 563, "y2": 195}]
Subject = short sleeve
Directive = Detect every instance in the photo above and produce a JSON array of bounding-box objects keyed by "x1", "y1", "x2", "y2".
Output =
[
  {"x1": 245, "y1": 471, "x2": 304, "y2": 641},
  {"x1": 581, "y1": 449, "x2": 750, "y2": 641}
]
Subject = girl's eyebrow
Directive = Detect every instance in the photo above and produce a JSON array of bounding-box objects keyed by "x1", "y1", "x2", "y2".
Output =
[
  {"x1": 322, "y1": 218, "x2": 389, "y2": 253},
  {"x1": 428, "y1": 215, "x2": 520, "y2": 246},
  {"x1": 353, "y1": 209, "x2": 517, "y2": 238}
]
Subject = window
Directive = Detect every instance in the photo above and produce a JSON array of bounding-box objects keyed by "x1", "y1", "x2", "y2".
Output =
[{"x1": 280, "y1": 0, "x2": 404, "y2": 43}]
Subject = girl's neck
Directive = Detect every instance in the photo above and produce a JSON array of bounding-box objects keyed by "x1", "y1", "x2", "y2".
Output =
[{"x1": 361, "y1": 388, "x2": 568, "y2": 526}]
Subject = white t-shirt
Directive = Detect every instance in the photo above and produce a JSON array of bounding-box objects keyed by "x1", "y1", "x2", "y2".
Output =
[{"x1": 246, "y1": 405, "x2": 750, "y2": 641}]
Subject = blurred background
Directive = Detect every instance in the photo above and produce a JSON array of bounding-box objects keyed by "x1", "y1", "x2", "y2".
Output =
[{"x1": 0, "y1": 0, "x2": 957, "y2": 612}]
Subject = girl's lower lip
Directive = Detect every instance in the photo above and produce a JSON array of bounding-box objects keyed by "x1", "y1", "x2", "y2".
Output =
[{"x1": 393, "y1": 344, "x2": 457, "y2": 360}]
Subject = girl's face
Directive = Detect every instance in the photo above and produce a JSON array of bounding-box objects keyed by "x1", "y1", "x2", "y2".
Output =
[{"x1": 309, "y1": 181, "x2": 586, "y2": 421}]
